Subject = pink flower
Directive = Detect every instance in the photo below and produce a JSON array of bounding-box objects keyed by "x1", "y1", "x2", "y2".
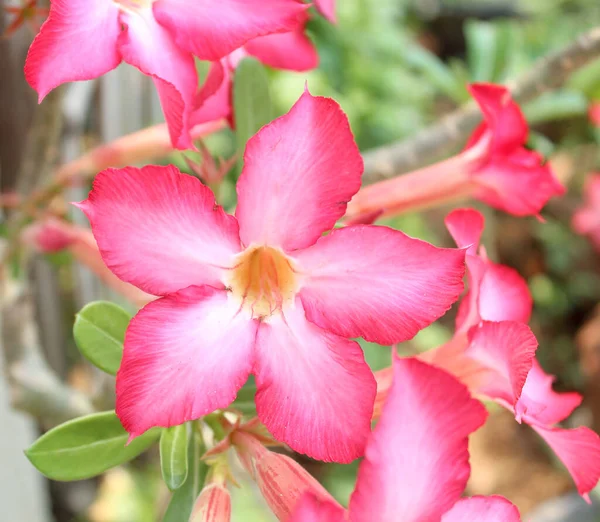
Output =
[
  {"x1": 573, "y1": 173, "x2": 600, "y2": 251},
  {"x1": 75, "y1": 90, "x2": 466, "y2": 463},
  {"x1": 190, "y1": 484, "x2": 231, "y2": 522},
  {"x1": 289, "y1": 357, "x2": 521, "y2": 522},
  {"x1": 377, "y1": 208, "x2": 600, "y2": 499},
  {"x1": 192, "y1": 12, "x2": 319, "y2": 128},
  {"x1": 589, "y1": 102, "x2": 600, "y2": 127},
  {"x1": 313, "y1": 0, "x2": 336, "y2": 23},
  {"x1": 24, "y1": 0, "x2": 307, "y2": 149},
  {"x1": 345, "y1": 83, "x2": 565, "y2": 222}
]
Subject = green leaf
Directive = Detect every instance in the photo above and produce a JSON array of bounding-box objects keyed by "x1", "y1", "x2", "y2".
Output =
[
  {"x1": 233, "y1": 58, "x2": 273, "y2": 172},
  {"x1": 160, "y1": 425, "x2": 189, "y2": 491},
  {"x1": 73, "y1": 301, "x2": 132, "y2": 375},
  {"x1": 524, "y1": 90, "x2": 588, "y2": 124},
  {"x1": 162, "y1": 431, "x2": 208, "y2": 522},
  {"x1": 25, "y1": 411, "x2": 159, "y2": 481}
]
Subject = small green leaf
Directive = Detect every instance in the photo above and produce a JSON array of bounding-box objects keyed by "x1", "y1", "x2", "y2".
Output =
[
  {"x1": 162, "y1": 431, "x2": 208, "y2": 522},
  {"x1": 160, "y1": 425, "x2": 189, "y2": 491},
  {"x1": 73, "y1": 301, "x2": 132, "y2": 375},
  {"x1": 25, "y1": 411, "x2": 159, "y2": 481},
  {"x1": 233, "y1": 58, "x2": 273, "y2": 172}
]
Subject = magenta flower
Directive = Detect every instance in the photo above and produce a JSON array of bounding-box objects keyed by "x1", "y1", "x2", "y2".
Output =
[
  {"x1": 75, "y1": 91, "x2": 466, "y2": 463},
  {"x1": 378, "y1": 208, "x2": 600, "y2": 499},
  {"x1": 289, "y1": 357, "x2": 521, "y2": 522},
  {"x1": 192, "y1": 12, "x2": 319, "y2": 128},
  {"x1": 573, "y1": 173, "x2": 600, "y2": 251},
  {"x1": 24, "y1": 0, "x2": 307, "y2": 149},
  {"x1": 313, "y1": 0, "x2": 335, "y2": 23},
  {"x1": 345, "y1": 83, "x2": 565, "y2": 222}
]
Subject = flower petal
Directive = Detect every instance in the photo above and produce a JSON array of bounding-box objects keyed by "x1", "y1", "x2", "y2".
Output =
[
  {"x1": 349, "y1": 357, "x2": 487, "y2": 522},
  {"x1": 445, "y1": 208, "x2": 484, "y2": 255},
  {"x1": 466, "y1": 321, "x2": 538, "y2": 410},
  {"x1": 289, "y1": 494, "x2": 346, "y2": 522},
  {"x1": 441, "y1": 496, "x2": 521, "y2": 522},
  {"x1": 24, "y1": 0, "x2": 121, "y2": 101},
  {"x1": 254, "y1": 300, "x2": 375, "y2": 463},
  {"x1": 244, "y1": 20, "x2": 319, "y2": 72},
  {"x1": 479, "y1": 263, "x2": 532, "y2": 323},
  {"x1": 296, "y1": 225, "x2": 465, "y2": 345},
  {"x1": 191, "y1": 61, "x2": 233, "y2": 127},
  {"x1": 314, "y1": 0, "x2": 337, "y2": 23},
  {"x1": 531, "y1": 425, "x2": 600, "y2": 500},
  {"x1": 518, "y1": 359, "x2": 582, "y2": 426},
  {"x1": 75, "y1": 165, "x2": 241, "y2": 297},
  {"x1": 236, "y1": 90, "x2": 363, "y2": 251},
  {"x1": 118, "y1": 8, "x2": 198, "y2": 149},
  {"x1": 473, "y1": 149, "x2": 565, "y2": 217},
  {"x1": 116, "y1": 286, "x2": 257, "y2": 438},
  {"x1": 153, "y1": 0, "x2": 308, "y2": 61},
  {"x1": 467, "y1": 83, "x2": 528, "y2": 153}
]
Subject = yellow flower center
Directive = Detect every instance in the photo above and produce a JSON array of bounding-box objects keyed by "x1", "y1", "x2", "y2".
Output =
[
  {"x1": 227, "y1": 246, "x2": 298, "y2": 319},
  {"x1": 114, "y1": 0, "x2": 154, "y2": 12}
]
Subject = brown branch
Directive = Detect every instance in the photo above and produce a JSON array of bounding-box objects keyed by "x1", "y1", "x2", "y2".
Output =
[{"x1": 362, "y1": 26, "x2": 600, "y2": 184}]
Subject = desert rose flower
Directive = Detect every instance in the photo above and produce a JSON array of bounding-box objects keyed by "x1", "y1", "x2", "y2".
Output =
[
  {"x1": 376, "y1": 208, "x2": 600, "y2": 499},
  {"x1": 75, "y1": 90, "x2": 466, "y2": 463},
  {"x1": 24, "y1": 0, "x2": 307, "y2": 149},
  {"x1": 289, "y1": 357, "x2": 521, "y2": 522},
  {"x1": 573, "y1": 173, "x2": 600, "y2": 251},
  {"x1": 345, "y1": 83, "x2": 565, "y2": 222}
]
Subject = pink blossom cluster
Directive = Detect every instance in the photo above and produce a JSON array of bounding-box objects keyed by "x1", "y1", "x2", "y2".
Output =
[{"x1": 22, "y1": 1, "x2": 600, "y2": 521}]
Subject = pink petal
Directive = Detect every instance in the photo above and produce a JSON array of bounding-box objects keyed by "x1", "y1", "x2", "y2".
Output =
[
  {"x1": 244, "y1": 19, "x2": 319, "y2": 72},
  {"x1": 454, "y1": 256, "x2": 486, "y2": 333},
  {"x1": 445, "y1": 208, "x2": 484, "y2": 255},
  {"x1": 518, "y1": 359, "x2": 582, "y2": 426},
  {"x1": 236, "y1": 91, "x2": 363, "y2": 251},
  {"x1": 289, "y1": 494, "x2": 346, "y2": 522},
  {"x1": 116, "y1": 286, "x2": 257, "y2": 438},
  {"x1": 479, "y1": 263, "x2": 532, "y2": 323},
  {"x1": 24, "y1": 0, "x2": 121, "y2": 101},
  {"x1": 532, "y1": 425, "x2": 600, "y2": 500},
  {"x1": 466, "y1": 321, "x2": 538, "y2": 410},
  {"x1": 467, "y1": 83, "x2": 528, "y2": 154},
  {"x1": 441, "y1": 496, "x2": 521, "y2": 522},
  {"x1": 473, "y1": 149, "x2": 565, "y2": 217},
  {"x1": 296, "y1": 225, "x2": 466, "y2": 345},
  {"x1": 349, "y1": 357, "x2": 487, "y2": 522},
  {"x1": 254, "y1": 300, "x2": 375, "y2": 463},
  {"x1": 314, "y1": 0, "x2": 337, "y2": 23},
  {"x1": 153, "y1": 0, "x2": 308, "y2": 61},
  {"x1": 75, "y1": 165, "x2": 241, "y2": 297},
  {"x1": 118, "y1": 8, "x2": 198, "y2": 149},
  {"x1": 191, "y1": 61, "x2": 233, "y2": 127}
]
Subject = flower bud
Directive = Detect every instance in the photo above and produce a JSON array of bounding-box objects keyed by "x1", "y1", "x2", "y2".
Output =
[{"x1": 189, "y1": 483, "x2": 231, "y2": 522}]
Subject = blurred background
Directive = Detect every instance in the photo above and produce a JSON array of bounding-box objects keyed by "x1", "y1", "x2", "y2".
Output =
[{"x1": 3, "y1": 0, "x2": 600, "y2": 520}]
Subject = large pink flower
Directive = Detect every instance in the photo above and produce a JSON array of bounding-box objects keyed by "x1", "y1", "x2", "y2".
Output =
[
  {"x1": 573, "y1": 173, "x2": 600, "y2": 251},
  {"x1": 346, "y1": 83, "x2": 565, "y2": 222},
  {"x1": 24, "y1": 0, "x2": 307, "y2": 149},
  {"x1": 75, "y1": 91, "x2": 466, "y2": 463},
  {"x1": 377, "y1": 208, "x2": 600, "y2": 499},
  {"x1": 289, "y1": 357, "x2": 521, "y2": 522}
]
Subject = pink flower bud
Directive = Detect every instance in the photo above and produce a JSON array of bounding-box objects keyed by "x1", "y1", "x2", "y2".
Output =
[{"x1": 189, "y1": 484, "x2": 231, "y2": 522}]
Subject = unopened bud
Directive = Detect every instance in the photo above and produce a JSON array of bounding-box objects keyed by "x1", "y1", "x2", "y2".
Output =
[{"x1": 189, "y1": 483, "x2": 231, "y2": 522}]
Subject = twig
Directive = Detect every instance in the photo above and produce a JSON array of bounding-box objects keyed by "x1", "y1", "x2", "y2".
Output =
[{"x1": 362, "y1": 26, "x2": 600, "y2": 183}]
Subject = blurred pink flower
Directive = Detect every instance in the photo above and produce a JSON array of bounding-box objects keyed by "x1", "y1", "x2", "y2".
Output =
[
  {"x1": 573, "y1": 173, "x2": 600, "y2": 251},
  {"x1": 75, "y1": 91, "x2": 466, "y2": 463},
  {"x1": 346, "y1": 83, "x2": 565, "y2": 222},
  {"x1": 24, "y1": 0, "x2": 307, "y2": 148}
]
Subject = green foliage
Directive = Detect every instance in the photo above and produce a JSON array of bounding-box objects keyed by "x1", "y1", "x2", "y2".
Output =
[
  {"x1": 25, "y1": 412, "x2": 159, "y2": 481},
  {"x1": 162, "y1": 431, "x2": 208, "y2": 522},
  {"x1": 73, "y1": 301, "x2": 131, "y2": 375},
  {"x1": 233, "y1": 58, "x2": 274, "y2": 172},
  {"x1": 160, "y1": 425, "x2": 189, "y2": 491}
]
